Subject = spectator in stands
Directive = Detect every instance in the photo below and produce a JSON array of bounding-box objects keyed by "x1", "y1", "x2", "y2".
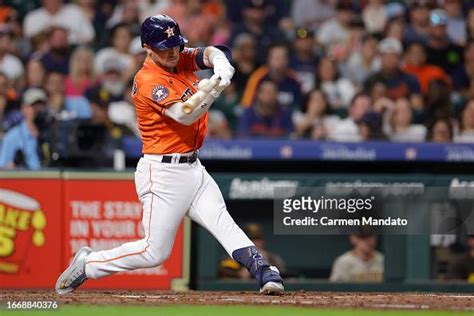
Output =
[
  {"x1": 0, "y1": 24, "x2": 23, "y2": 86},
  {"x1": 385, "y1": 2, "x2": 405, "y2": 23},
  {"x1": 369, "y1": 81, "x2": 389, "y2": 106},
  {"x1": 203, "y1": 0, "x2": 230, "y2": 45},
  {"x1": 238, "y1": 80, "x2": 293, "y2": 138},
  {"x1": 138, "y1": 0, "x2": 171, "y2": 21},
  {"x1": 65, "y1": 46, "x2": 96, "y2": 98},
  {"x1": 106, "y1": 0, "x2": 140, "y2": 34},
  {"x1": 403, "y1": 41, "x2": 449, "y2": 95},
  {"x1": 384, "y1": 97, "x2": 427, "y2": 142},
  {"x1": 76, "y1": 0, "x2": 109, "y2": 48},
  {"x1": 241, "y1": 43, "x2": 302, "y2": 111},
  {"x1": 49, "y1": 85, "x2": 130, "y2": 167},
  {"x1": 91, "y1": 57, "x2": 127, "y2": 102},
  {"x1": 329, "y1": 234, "x2": 384, "y2": 283},
  {"x1": 442, "y1": 0, "x2": 465, "y2": 46},
  {"x1": 384, "y1": 13, "x2": 406, "y2": 43},
  {"x1": 23, "y1": 0, "x2": 95, "y2": 45},
  {"x1": 326, "y1": 92, "x2": 371, "y2": 142},
  {"x1": 317, "y1": 56, "x2": 355, "y2": 109},
  {"x1": 294, "y1": 89, "x2": 333, "y2": 139},
  {"x1": 128, "y1": 36, "x2": 146, "y2": 76},
  {"x1": 362, "y1": 0, "x2": 387, "y2": 34},
  {"x1": 163, "y1": 0, "x2": 221, "y2": 47},
  {"x1": 365, "y1": 38, "x2": 422, "y2": 108},
  {"x1": 455, "y1": 100, "x2": 474, "y2": 143},
  {"x1": 422, "y1": 79, "x2": 452, "y2": 126},
  {"x1": 229, "y1": 0, "x2": 282, "y2": 64},
  {"x1": 44, "y1": 72, "x2": 65, "y2": 116},
  {"x1": 405, "y1": 0, "x2": 431, "y2": 45},
  {"x1": 213, "y1": 81, "x2": 240, "y2": 132},
  {"x1": 85, "y1": 84, "x2": 134, "y2": 140},
  {"x1": 467, "y1": 7, "x2": 474, "y2": 43},
  {"x1": 426, "y1": 9, "x2": 463, "y2": 74},
  {"x1": 290, "y1": 27, "x2": 319, "y2": 95},
  {"x1": 426, "y1": 118, "x2": 453, "y2": 142},
  {"x1": 227, "y1": 0, "x2": 288, "y2": 31},
  {"x1": 0, "y1": 88, "x2": 49, "y2": 170},
  {"x1": 0, "y1": 72, "x2": 21, "y2": 134},
  {"x1": 94, "y1": 22, "x2": 133, "y2": 80},
  {"x1": 231, "y1": 33, "x2": 259, "y2": 94},
  {"x1": 357, "y1": 111, "x2": 386, "y2": 141},
  {"x1": 67, "y1": 56, "x2": 125, "y2": 120},
  {"x1": 107, "y1": 79, "x2": 140, "y2": 138},
  {"x1": 447, "y1": 235, "x2": 474, "y2": 281},
  {"x1": 0, "y1": 1, "x2": 16, "y2": 24},
  {"x1": 340, "y1": 33, "x2": 380, "y2": 89},
  {"x1": 452, "y1": 41, "x2": 474, "y2": 100},
  {"x1": 219, "y1": 223, "x2": 287, "y2": 279},
  {"x1": 40, "y1": 26, "x2": 71, "y2": 75},
  {"x1": 291, "y1": 0, "x2": 335, "y2": 31},
  {"x1": 207, "y1": 110, "x2": 233, "y2": 139},
  {"x1": 25, "y1": 58, "x2": 46, "y2": 89},
  {"x1": 317, "y1": 0, "x2": 354, "y2": 49}
]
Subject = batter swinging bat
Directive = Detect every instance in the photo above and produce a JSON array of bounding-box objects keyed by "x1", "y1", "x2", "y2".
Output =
[{"x1": 182, "y1": 76, "x2": 221, "y2": 114}]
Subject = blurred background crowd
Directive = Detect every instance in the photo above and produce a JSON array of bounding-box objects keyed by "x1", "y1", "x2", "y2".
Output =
[{"x1": 1, "y1": 0, "x2": 474, "y2": 169}]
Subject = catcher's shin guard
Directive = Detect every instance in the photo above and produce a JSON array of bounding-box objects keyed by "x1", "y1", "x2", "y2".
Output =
[{"x1": 232, "y1": 246, "x2": 284, "y2": 294}]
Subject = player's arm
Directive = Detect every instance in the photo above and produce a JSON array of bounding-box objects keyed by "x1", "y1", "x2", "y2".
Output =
[
  {"x1": 164, "y1": 75, "x2": 222, "y2": 126},
  {"x1": 202, "y1": 46, "x2": 235, "y2": 90}
]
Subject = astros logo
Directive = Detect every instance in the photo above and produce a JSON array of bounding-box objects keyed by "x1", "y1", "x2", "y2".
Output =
[
  {"x1": 152, "y1": 85, "x2": 169, "y2": 102},
  {"x1": 165, "y1": 27, "x2": 174, "y2": 38}
]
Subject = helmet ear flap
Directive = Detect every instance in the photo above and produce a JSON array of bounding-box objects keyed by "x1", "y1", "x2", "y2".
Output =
[{"x1": 180, "y1": 44, "x2": 185, "y2": 52}]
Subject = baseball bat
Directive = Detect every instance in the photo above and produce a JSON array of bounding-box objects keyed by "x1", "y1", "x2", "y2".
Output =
[{"x1": 182, "y1": 76, "x2": 220, "y2": 114}]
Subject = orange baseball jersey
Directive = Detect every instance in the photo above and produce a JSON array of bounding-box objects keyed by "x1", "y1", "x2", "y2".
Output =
[{"x1": 132, "y1": 47, "x2": 207, "y2": 154}]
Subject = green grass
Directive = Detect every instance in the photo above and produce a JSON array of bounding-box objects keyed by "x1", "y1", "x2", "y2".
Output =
[{"x1": 3, "y1": 305, "x2": 472, "y2": 316}]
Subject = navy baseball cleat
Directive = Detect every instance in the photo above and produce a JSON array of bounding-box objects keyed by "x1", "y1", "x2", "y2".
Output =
[
  {"x1": 259, "y1": 266, "x2": 284, "y2": 295},
  {"x1": 55, "y1": 246, "x2": 92, "y2": 295}
]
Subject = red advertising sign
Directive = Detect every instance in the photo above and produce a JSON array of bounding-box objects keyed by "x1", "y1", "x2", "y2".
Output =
[
  {"x1": 0, "y1": 172, "x2": 189, "y2": 290},
  {"x1": 0, "y1": 176, "x2": 62, "y2": 288}
]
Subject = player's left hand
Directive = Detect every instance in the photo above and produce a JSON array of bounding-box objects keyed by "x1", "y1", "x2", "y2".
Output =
[{"x1": 213, "y1": 56, "x2": 234, "y2": 89}]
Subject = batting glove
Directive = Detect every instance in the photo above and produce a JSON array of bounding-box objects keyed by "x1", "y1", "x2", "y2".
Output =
[{"x1": 212, "y1": 56, "x2": 234, "y2": 90}]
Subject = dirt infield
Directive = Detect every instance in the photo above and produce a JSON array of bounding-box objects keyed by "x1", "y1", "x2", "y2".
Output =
[{"x1": 1, "y1": 290, "x2": 473, "y2": 311}]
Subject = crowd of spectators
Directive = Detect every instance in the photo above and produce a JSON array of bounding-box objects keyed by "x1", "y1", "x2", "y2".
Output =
[{"x1": 1, "y1": 0, "x2": 474, "y2": 169}]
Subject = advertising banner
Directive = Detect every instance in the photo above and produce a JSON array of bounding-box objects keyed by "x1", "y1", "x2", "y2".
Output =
[
  {"x1": 0, "y1": 172, "x2": 190, "y2": 290},
  {"x1": 0, "y1": 173, "x2": 62, "y2": 288},
  {"x1": 122, "y1": 137, "x2": 474, "y2": 162}
]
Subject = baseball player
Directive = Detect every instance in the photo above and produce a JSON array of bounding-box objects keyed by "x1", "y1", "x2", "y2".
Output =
[{"x1": 56, "y1": 14, "x2": 283, "y2": 295}]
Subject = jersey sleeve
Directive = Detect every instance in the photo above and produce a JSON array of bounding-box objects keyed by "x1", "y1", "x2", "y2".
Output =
[
  {"x1": 135, "y1": 80, "x2": 182, "y2": 115},
  {"x1": 178, "y1": 47, "x2": 207, "y2": 72}
]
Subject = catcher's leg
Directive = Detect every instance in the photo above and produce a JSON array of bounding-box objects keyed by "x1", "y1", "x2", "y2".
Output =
[{"x1": 186, "y1": 162, "x2": 284, "y2": 294}]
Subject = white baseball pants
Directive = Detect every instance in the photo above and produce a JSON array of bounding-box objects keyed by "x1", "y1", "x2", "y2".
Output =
[{"x1": 85, "y1": 154, "x2": 253, "y2": 279}]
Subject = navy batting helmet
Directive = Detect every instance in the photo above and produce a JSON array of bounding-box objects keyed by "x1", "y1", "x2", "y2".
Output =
[{"x1": 140, "y1": 14, "x2": 188, "y2": 50}]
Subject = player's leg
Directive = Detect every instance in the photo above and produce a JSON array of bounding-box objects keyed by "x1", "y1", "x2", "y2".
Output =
[
  {"x1": 85, "y1": 162, "x2": 198, "y2": 277},
  {"x1": 56, "y1": 159, "x2": 198, "y2": 294},
  {"x1": 186, "y1": 162, "x2": 284, "y2": 294}
]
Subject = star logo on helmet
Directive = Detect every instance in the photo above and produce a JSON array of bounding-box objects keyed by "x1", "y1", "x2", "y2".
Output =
[{"x1": 165, "y1": 26, "x2": 174, "y2": 38}]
